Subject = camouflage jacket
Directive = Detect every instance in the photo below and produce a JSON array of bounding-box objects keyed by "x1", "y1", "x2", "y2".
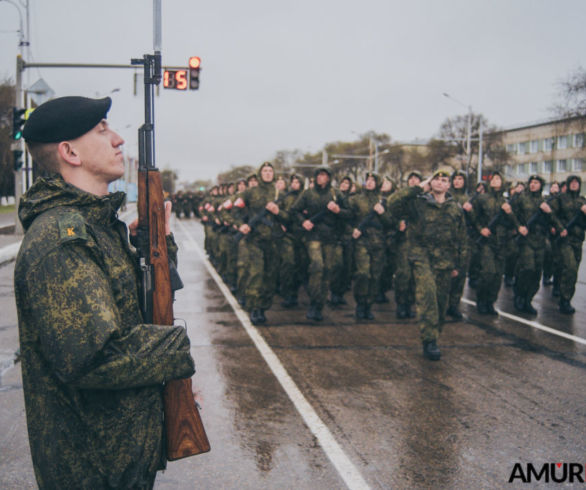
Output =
[
  {"x1": 14, "y1": 176, "x2": 195, "y2": 489},
  {"x1": 550, "y1": 190, "x2": 586, "y2": 243},
  {"x1": 512, "y1": 190, "x2": 555, "y2": 248},
  {"x1": 386, "y1": 186, "x2": 467, "y2": 270},
  {"x1": 472, "y1": 188, "x2": 517, "y2": 248},
  {"x1": 347, "y1": 188, "x2": 390, "y2": 245},
  {"x1": 289, "y1": 183, "x2": 350, "y2": 243}
]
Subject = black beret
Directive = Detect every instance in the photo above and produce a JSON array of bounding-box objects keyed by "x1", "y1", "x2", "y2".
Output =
[{"x1": 23, "y1": 96, "x2": 112, "y2": 143}]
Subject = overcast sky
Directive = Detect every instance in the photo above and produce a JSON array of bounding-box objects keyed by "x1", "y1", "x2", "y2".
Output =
[{"x1": 1, "y1": 0, "x2": 585, "y2": 183}]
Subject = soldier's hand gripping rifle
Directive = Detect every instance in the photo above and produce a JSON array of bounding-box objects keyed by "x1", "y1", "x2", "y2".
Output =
[
  {"x1": 233, "y1": 189, "x2": 295, "y2": 243},
  {"x1": 132, "y1": 44, "x2": 210, "y2": 460},
  {"x1": 354, "y1": 198, "x2": 385, "y2": 237},
  {"x1": 516, "y1": 194, "x2": 556, "y2": 244}
]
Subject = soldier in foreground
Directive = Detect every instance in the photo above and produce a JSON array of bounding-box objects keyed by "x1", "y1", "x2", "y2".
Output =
[
  {"x1": 15, "y1": 97, "x2": 195, "y2": 489},
  {"x1": 386, "y1": 168, "x2": 467, "y2": 360}
]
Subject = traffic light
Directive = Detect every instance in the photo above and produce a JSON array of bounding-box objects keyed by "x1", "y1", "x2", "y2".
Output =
[
  {"x1": 188, "y1": 57, "x2": 201, "y2": 90},
  {"x1": 12, "y1": 107, "x2": 26, "y2": 140},
  {"x1": 13, "y1": 149, "x2": 24, "y2": 171}
]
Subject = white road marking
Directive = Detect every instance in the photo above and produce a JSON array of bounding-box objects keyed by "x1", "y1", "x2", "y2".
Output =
[
  {"x1": 176, "y1": 220, "x2": 371, "y2": 490},
  {"x1": 461, "y1": 298, "x2": 586, "y2": 346}
]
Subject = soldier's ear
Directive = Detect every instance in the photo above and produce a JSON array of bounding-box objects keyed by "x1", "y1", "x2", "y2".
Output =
[{"x1": 57, "y1": 141, "x2": 82, "y2": 168}]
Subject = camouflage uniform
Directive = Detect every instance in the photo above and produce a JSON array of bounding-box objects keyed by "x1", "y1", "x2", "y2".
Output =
[
  {"x1": 386, "y1": 181, "x2": 467, "y2": 355},
  {"x1": 234, "y1": 163, "x2": 286, "y2": 324},
  {"x1": 549, "y1": 175, "x2": 586, "y2": 313},
  {"x1": 347, "y1": 173, "x2": 389, "y2": 319},
  {"x1": 290, "y1": 169, "x2": 350, "y2": 320},
  {"x1": 278, "y1": 176, "x2": 307, "y2": 307},
  {"x1": 14, "y1": 176, "x2": 195, "y2": 489},
  {"x1": 471, "y1": 172, "x2": 516, "y2": 314},
  {"x1": 512, "y1": 176, "x2": 555, "y2": 314}
]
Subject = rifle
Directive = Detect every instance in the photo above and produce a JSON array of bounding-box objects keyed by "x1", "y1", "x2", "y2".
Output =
[
  {"x1": 515, "y1": 194, "x2": 556, "y2": 245},
  {"x1": 132, "y1": 7, "x2": 210, "y2": 461},
  {"x1": 354, "y1": 198, "x2": 385, "y2": 237},
  {"x1": 233, "y1": 189, "x2": 295, "y2": 243},
  {"x1": 561, "y1": 210, "x2": 586, "y2": 236}
]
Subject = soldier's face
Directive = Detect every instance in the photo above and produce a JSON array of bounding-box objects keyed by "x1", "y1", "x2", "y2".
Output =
[
  {"x1": 529, "y1": 179, "x2": 541, "y2": 192},
  {"x1": 381, "y1": 180, "x2": 392, "y2": 192},
  {"x1": 248, "y1": 178, "x2": 258, "y2": 188},
  {"x1": 276, "y1": 178, "x2": 286, "y2": 191},
  {"x1": 71, "y1": 119, "x2": 125, "y2": 186},
  {"x1": 408, "y1": 176, "x2": 421, "y2": 187},
  {"x1": 339, "y1": 180, "x2": 350, "y2": 192},
  {"x1": 452, "y1": 176, "x2": 465, "y2": 189},
  {"x1": 430, "y1": 175, "x2": 450, "y2": 193},
  {"x1": 237, "y1": 182, "x2": 247, "y2": 192},
  {"x1": 490, "y1": 175, "x2": 502, "y2": 189},
  {"x1": 291, "y1": 179, "x2": 301, "y2": 191},
  {"x1": 365, "y1": 176, "x2": 376, "y2": 190},
  {"x1": 316, "y1": 171, "x2": 330, "y2": 187},
  {"x1": 550, "y1": 183, "x2": 560, "y2": 194},
  {"x1": 261, "y1": 166, "x2": 274, "y2": 183},
  {"x1": 569, "y1": 180, "x2": 580, "y2": 192}
]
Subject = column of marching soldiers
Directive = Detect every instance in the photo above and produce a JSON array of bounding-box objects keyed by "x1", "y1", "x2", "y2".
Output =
[{"x1": 172, "y1": 162, "x2": 586, "y2": 361}]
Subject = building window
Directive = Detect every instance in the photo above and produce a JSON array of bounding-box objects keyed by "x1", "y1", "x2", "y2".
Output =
[
  {"x1": 518, "y1": 142, "x2": 526, "y2": 154},
  {"x1": 530, "y1": 140, "x2": 539, "y2": 153},
  {"x1": 574, "y1": 134, "x2": 584, "y2": 148},
  {"x1": 506, "y1": 144, "x2": 516, "y2": 153},
  {"x1": 516, "y1": 164, "x2": 525, "y2": 176},
  {"x1": 573, "y1": 158, "x2": 583, "y2": 171},
  {"x1": 543, "y1": 161, "x2": 553, "y2": 173},
  {"x1": 543, "y1": 138, "x2": 554, "y2": 151},
  {"x1": 529, "y1": 162, "x2": 538, "y2": 173},
  {"x1": 557, "y1": 135, "x2": 568, "y2": 149},
  {"x1": 557, "y1": 159, "x2": 567, "y2": 172}
]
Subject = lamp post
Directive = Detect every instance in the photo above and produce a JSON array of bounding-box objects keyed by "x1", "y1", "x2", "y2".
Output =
[{"x1": 442, "y1": 92, "x2": 472, "y2": 179}]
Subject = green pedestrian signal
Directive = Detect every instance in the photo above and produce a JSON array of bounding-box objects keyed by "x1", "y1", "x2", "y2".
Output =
[{"x1": 12, "y1": 107, "x2": 27, "y2": 140}]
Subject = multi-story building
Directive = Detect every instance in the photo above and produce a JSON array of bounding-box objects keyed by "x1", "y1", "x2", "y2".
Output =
[{"x1": 497, "y1": 115, "x2": 585, "y2": 193}]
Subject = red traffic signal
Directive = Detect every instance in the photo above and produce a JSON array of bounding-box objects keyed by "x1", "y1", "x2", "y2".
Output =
[{"x1": 188, "y1": 57, "x2": 201, "y2": 90}]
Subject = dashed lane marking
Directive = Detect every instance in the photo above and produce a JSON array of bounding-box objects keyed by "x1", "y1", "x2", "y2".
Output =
[
  {"x1": 461, "y1": 298, "x2": 586, "y2": 346},
  {"x1": 176, "y1": 220, "x2": 371, "y2": 490}
]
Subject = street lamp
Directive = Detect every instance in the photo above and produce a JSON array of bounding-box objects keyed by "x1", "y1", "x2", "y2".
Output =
[{"x1": 442, "y1": 92, "x2": 472, "y2": 179}]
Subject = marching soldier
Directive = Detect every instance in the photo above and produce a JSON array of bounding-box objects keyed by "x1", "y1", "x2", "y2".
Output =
[
  {"x1": 512, "y1": 175, "x2": 556, "y2": 314},
  {"x1": 290, "y1": 168, "x2": 350, "y2": 321},
  {"x1": 386, "y1": 167, "x2": 467, "y2": 360},
  {"x1": 347, "y1": 172, "x2": 389, "y2": 320},
  {"x1": 234, "y1": 163, "x2": 287, "y2": 325},
  {"x1": 549, "y1": 175, "x2": 586, "y2": 314}
]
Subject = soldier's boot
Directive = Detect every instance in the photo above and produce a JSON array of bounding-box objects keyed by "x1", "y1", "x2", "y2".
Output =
[
  {"x1": 504, "y1": 275, "x2": 515, "y2": 288},
  {"x1": 422, "y1": 340, "x2": 441, "y2": 361},
  {"x1": 355, "y1": 303, "x2": 366, "y2": 320},
  {"x1": 238, "y1": 296, "x2": 246, "y2": 307},
  {"x1": 407, "y1": 304, "x2": 416, "y2": 318},
  {"x1": 313, "y1": 305, "x2": 323, "y2": 321},
  {"x1": 330, "y1": 293, "x2": 346, "y2": 306},
  {"x1": 486, "y1": 303, "x2": 498, "y2": 316},
  {"x1": 374, "y1": 292, "x2": 389, "y2": 304},
  {"x1": 258, "y1": 309, "x2": 267, "y2": 324},
  {"x1": 250, "y1": 309, "x2": 263, "y2": 325},
  {"x1": 364, "y1": 304, "x2": 375, "y2": 320},
  {"x1": 559, "y1": 300, "x2": 576, "y2": 315},
  {"x1": 524, "y1": 299, "x2": 537, "y2": 315},
  {"x1": 552, "y1": 286, "x2": 560, "y2": 298},
  {"x1": 281, "y1": 296, "x2": 298, "y2": 308},
  {"x1": 446, "y1": 305, "x2": 463, "y2": 320},
  {"x1": 542, "y1": 275, "x2": 553, "y2": 286},
  {"x1": 513, "y1": 296, "x2": 526, "y2": 313},
  {"x1": 477, "y1": 301, "x2": 488, "y2": 315},
  {"x1": 396, "y1": 303, "x2": 408, "y2": 319}
]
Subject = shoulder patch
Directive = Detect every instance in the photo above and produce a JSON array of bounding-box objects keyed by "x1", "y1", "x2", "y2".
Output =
[{"x1": 57, "y1": 213, "x2": 88, "y2": 243}]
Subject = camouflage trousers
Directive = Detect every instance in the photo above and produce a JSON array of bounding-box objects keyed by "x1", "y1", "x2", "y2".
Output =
[
  {"x1": 411, "y1": 257, "x2": 452, "y2": 343},
  {"x1": 476, "y1": 243, "x2": 506, "y2": 304},
  {"x1": 514, "y1": 240, "x2": 545, "y2": 301},
  {"x1": 243, "y1": 238, "x2": 278, "y2": 311},
  {"x1": 394, "y1": 239, "x2": 415, "y2": 307},
  {"x1": 558, "y1": 238, "x2": 583, "y2": 302},
  {"x1": 353, "y1": 239, "x2": 385, "y2": 305},
  {"x1": 278, "y1": 235, "x2": 308, "y2": 299},
  {"x1": 305, "y1": 240, "x2": 343, "y2": 308}
]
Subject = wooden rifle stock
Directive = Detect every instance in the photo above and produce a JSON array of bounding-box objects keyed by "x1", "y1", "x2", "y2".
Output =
[{"x1": 138, "y1": 169, "x2": 210, "y2": 460}]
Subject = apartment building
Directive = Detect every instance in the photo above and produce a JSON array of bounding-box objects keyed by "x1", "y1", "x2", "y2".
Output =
[{"x1": 498, "y1": 116, "x2": 585, "y2": 192}]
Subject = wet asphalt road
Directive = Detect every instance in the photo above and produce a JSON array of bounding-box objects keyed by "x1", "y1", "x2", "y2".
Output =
[{"x1": 0, "y1": 217, "x2": 585, "y2": 489}]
